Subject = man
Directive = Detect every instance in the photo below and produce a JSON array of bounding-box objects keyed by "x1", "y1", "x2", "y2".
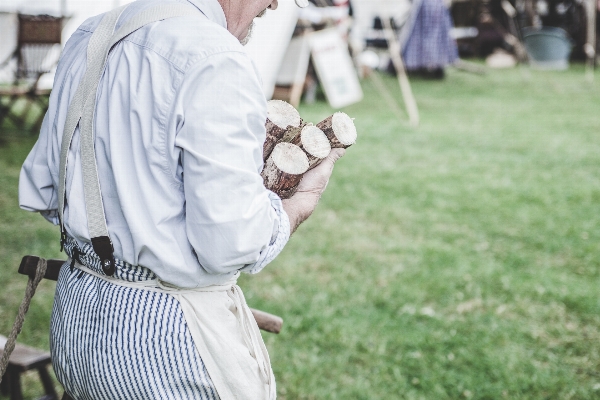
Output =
[{"x1": 19, "y1": 0, "x2": 343, "y2": 398}]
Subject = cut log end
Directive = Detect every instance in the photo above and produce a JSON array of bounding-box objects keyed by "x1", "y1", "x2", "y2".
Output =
[
  {"x1": 271, "y1": 142, "x2": 309, "y2": 174},
  {"x1": 262, "y1": 142, "x2": 309, "y2": 199},
  {"x1": 267, "y1": 100, "x2": 301, "y2": 129},
  {"x1": 317, "y1": 112, "x2": 357, "y2": 149},
  {"x1": 331, "y1": 112, "x2": 357, "y2": 146},
  {"x1": 264, "y1": 100, "x2": 303, "y2": 161},
  {"x1": 301, "y1": 125, "x2": 331, "y2": 159}
]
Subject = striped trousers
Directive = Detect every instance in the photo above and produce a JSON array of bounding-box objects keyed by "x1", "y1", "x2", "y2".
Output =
[{"x1": 51, "y1": 238, "x2": 220, "y2": 399}]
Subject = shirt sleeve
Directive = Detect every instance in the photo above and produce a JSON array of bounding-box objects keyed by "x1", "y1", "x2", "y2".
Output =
[
  {"x1": 19, "y1": 112, "x2": 60, "y2": 225},
  {"x1": 174, "y1": 50, "x2": 290, "y2": 275},
  {"x1": 241, "y1": 190, "x2": 290, "y2": 274}
]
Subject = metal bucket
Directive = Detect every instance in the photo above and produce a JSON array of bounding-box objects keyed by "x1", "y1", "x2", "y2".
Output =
[{"x1": 522, "y1": 27, "x2": 574, "y2": 70}]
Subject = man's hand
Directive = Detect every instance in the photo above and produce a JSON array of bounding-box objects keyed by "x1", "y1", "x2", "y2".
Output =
[{"x1": 282, "y1": 148, "x2": 345, "y2": 234}]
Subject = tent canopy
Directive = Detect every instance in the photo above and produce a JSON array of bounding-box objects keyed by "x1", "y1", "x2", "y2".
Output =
[{"x1": 0, "y1": 0, "x2": 299, "y2": 97}]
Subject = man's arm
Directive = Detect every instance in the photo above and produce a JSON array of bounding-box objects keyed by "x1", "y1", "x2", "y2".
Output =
[{"x1": 175, "y1": 50, "x2": 288, "y2": 275}]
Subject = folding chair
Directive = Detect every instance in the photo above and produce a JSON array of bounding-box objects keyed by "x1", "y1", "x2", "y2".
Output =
[{"x1": 0, "y1": 14, "x2": 63, "y2": 132}]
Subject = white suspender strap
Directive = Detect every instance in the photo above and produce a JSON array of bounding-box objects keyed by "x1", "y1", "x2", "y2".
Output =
[
  {"x1": 58, "y1": 2, "x2": 200, "y2": 274},
  {"x1": 58, "y1": 4, "x2": 128, "y2": 248}
]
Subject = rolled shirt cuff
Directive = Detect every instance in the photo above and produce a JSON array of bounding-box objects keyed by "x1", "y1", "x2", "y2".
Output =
[
  {"x1": 240, "y1": 191, "x2": 290, "y2": 275},
  {"x1": 40, "y1": 209, "x2": 60, "y2": 225}
]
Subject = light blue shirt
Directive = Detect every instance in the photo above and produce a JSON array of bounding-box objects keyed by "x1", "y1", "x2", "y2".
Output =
[{"x1": 19, "y1": 0, "x2": 290, "y2": 288}]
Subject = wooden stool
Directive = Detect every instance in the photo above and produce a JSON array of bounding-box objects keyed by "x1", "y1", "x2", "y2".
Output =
[{"x1": 0, "y1": 335, "x2": 58, "y2": 400}]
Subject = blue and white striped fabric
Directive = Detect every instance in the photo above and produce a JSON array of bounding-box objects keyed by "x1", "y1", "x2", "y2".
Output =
[{"x1": 51, "y1": 237, "x2": 220, "y2": 399}]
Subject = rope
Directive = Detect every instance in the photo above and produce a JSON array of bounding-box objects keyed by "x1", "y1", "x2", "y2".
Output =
[{"x1": 0, "y1": 257, "x2": 48, "y2": 383}]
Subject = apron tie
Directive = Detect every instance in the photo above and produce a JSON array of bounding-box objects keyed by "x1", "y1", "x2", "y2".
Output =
[{"x1": 228, "y1": 285, "x2": 274, "y2": 389}]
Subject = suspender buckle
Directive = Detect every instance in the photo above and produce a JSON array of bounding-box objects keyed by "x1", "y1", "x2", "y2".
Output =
[
  {"x1": 60, "y1": 230, "x2": 67, "y2": 252},
  {"x1": 91, "y1": 236, "x2": 115, "y2": 276},
  {"x1": 59, "y1": 215, "x2": 67, "y2": 252},
  {"x1": 70, "y1": 247, "x2": 81, "y2": 272}
]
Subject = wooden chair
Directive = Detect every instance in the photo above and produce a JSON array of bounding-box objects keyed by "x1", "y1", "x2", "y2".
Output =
[
  {"x1": 0, "y1": 14, "x2": 63, "y2": 132},
  {"x1": 0, "y1": 335, "x2": 58, "y2": 400}
]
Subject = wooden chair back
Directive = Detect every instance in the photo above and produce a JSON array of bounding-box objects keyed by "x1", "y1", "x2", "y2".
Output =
[{"x1": 14, "y1": 14, "x2": 63, "y2": 82}]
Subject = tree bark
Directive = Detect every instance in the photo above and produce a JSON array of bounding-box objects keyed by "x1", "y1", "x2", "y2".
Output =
[
  {"x1": 263, "y1": 100, "x2": 302, "y2": 161},
  {"x1": 261, "y1": 142, "x2": 309, "y2": 199},
  {"x1": 316, "y1": 112, "x2": 357, "y2": 149}
]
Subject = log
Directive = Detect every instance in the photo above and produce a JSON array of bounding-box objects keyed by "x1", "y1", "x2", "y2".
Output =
[
  {"x1": 316, "y1": 112, "x2": 357, "y2": 149},
  {"x1": 264, "y1": 100, "x2": 302, "y2": 161},
  {"x1": 279, "y1": 122, "x2": 306, "y2": 144},
  {"x1": 261, "y1": 142, "x2": 309, "y2": 199},
  {"x1": 250, "y1": 309, "x2": 283, "y2": 334},
  {"x1": 289, "y1": 124, "x2": 331, "y2": 169}
]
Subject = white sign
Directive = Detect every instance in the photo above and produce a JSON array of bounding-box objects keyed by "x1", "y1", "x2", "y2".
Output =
[{"x1": 309, "y1": 28, "x2": 363, "y2": 109}]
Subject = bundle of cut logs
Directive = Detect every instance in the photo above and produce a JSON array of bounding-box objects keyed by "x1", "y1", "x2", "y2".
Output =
[{"x1": 261, "y1": 100, "x2": 357, "y2": 199}]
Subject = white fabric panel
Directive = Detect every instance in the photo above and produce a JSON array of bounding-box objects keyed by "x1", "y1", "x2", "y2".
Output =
[{"x1": 243, "y1": 0, "x2": 299, "y2": 99}]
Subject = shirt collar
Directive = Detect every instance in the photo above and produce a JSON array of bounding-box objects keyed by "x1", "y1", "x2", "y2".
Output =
[{"x1": 185, "y1": 0, "x2": 227, "y2": 29}]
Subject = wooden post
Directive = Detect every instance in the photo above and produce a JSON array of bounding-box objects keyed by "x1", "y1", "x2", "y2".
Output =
[
  {"x1": 585, "y1": 0, "x2": 597, "y2": 82},
  {"x1": 523, "y1": 0, "x2": 539, "y2": 27},
  {"x1": 381, "y1": 17, "x2": 420, "y2": 128},
  {"x1": 367, "y1": 67, "x2": 407, "y2": 121}
]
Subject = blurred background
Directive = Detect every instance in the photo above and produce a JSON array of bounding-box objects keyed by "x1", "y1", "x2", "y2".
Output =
[{"x1": 0, "y1": 0, "x2": 599, "y2": 398}]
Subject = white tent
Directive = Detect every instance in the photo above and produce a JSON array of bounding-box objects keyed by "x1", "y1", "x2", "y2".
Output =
[
  {"x1": 243, "y1": 1, "x2": 298, "y2": 99},
  {"x1": 349, "y1": 0, "x2": 412, "y2": 52},
  {"x1": 0, "y1": 0, "x2": 298, "y2": 98}
]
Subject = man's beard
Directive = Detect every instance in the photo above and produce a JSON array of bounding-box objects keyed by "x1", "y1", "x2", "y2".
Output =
[
  {"x1": 240, "y1": 8, "x2": 267, "y2": 46},
  {"x1": 240, "y1": 21, "x2": 255, "y2": 46}
]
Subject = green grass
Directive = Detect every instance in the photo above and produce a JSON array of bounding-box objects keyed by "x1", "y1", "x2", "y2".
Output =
[
  {"x1": 2, "y1": 64, "x2": 600, "y2": 399},
  {"x1": 0, "y1": 134, "x2": 63, "y2": 398}
]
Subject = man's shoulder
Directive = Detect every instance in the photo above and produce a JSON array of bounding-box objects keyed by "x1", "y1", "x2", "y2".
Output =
[
  {"x1": 135, "y1": 13, "x2": 244, "y2": 70},
  {"x1": 74, "y1": 0, "x2": 244, "y2": 72}
]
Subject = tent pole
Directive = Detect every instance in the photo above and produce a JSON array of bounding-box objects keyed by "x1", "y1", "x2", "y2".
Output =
[
  {"x1": 585, "y1": 0, "x2": 596, "y2": 82},
  {"x1": 60, "y1": 0, "x2": 67, "y2": 16}
]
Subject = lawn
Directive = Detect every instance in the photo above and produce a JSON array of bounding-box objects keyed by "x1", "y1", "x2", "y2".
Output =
[{"x1": 1, "y1": 65, "x2": 599, "y2": 399}]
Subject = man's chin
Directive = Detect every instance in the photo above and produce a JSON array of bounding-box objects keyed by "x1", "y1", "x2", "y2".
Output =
[
  {"x1": 239, "y1": 21, "x2": 254, "y2": 46},
  {"x1": 240, "y1": 9, "x2": 266, "y2": 46}
]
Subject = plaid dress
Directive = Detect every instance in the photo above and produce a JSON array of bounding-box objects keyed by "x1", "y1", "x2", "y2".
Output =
[{"x1": 401, "y1": 0, "x2": 459, "y2": 70}]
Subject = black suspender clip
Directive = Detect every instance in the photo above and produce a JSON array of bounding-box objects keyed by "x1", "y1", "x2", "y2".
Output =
[
  {"x1": 91, "y1": 236, "x2": 115, "y2": 276},
  {"x1": 70, "y1": 247, "x2": 82, "y2": 272},
  {"x1": 59, "y1": 215, "x2": 67, "y2": 252}
]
